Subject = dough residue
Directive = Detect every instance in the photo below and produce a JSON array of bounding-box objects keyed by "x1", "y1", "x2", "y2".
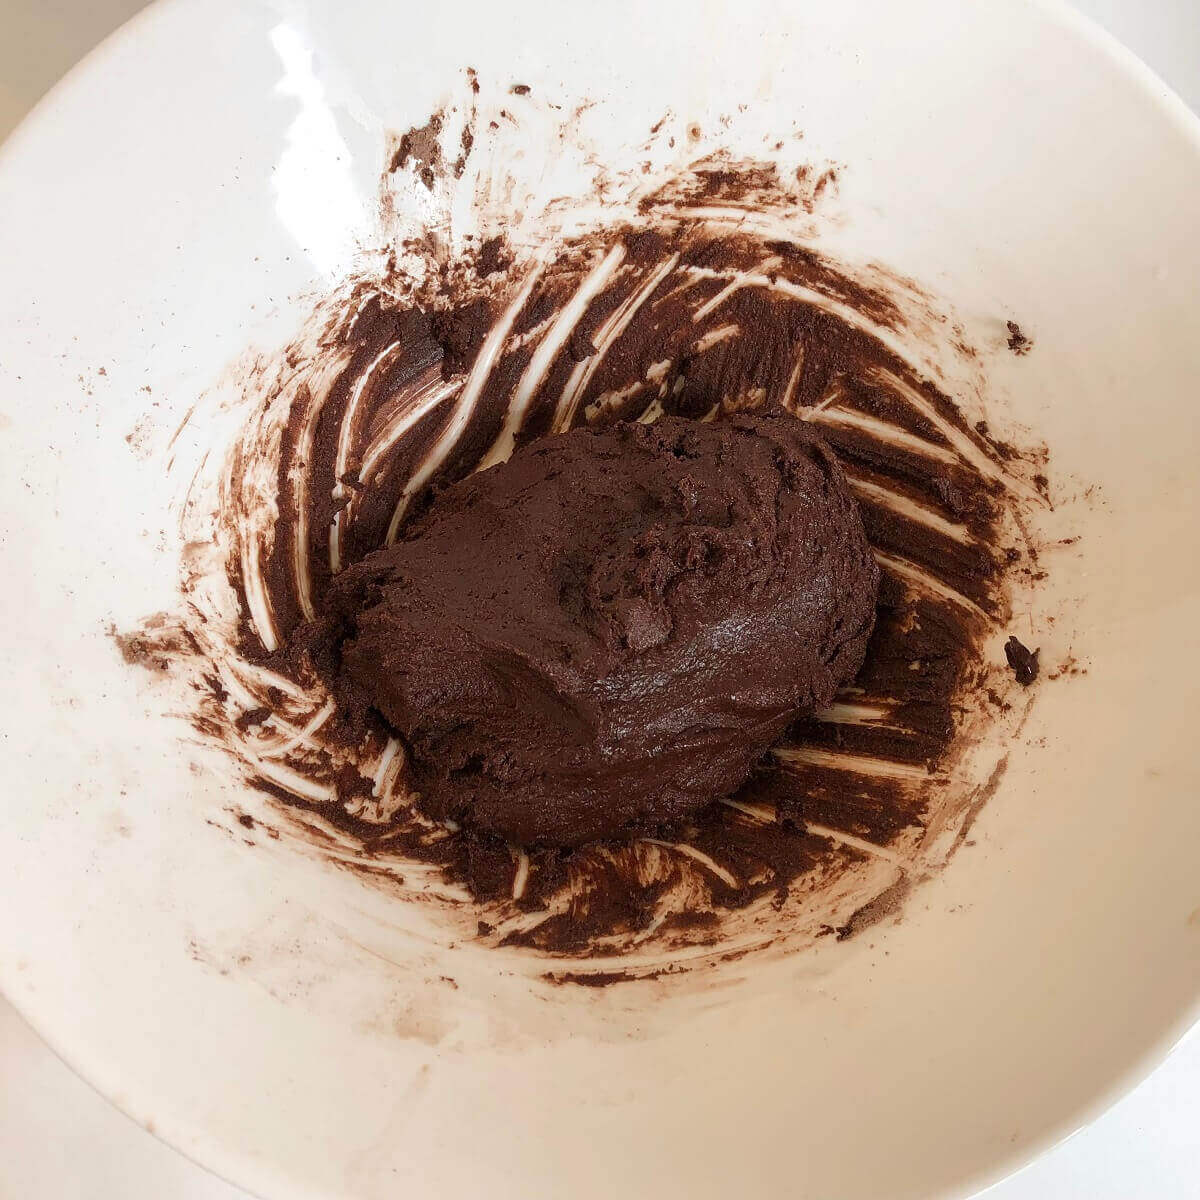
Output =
[{"x1": 120, "y1": 84, "x2": 1056, "y2": 980}]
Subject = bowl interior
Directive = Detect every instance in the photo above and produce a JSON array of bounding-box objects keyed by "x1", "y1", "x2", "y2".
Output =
[{"x1": 1, "y1": 2, "x2": 1199, "y2": 1199}]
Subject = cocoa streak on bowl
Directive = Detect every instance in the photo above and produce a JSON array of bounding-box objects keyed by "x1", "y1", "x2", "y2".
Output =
[{"x1": 123, "y1": 93, "x2": 1053, "y2": 980}]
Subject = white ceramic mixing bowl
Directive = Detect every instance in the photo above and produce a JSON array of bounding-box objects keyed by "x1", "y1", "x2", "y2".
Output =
[{"x1": 1, "y1": 2, "x2": 1198, "y2": 1197}]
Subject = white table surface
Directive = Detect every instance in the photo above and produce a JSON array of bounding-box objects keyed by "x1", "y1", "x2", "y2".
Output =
[{"x1": 2, "y1": 1, "x2": 1198, "y2": 1196}]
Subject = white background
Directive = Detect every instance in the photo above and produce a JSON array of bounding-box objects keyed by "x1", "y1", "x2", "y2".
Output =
[{"x1": 1, "y1": 1, "x2": 1198, "y2": 1196}]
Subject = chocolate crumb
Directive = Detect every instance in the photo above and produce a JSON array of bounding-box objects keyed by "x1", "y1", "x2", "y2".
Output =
[
  {"x1": 510, "y1": 84, "x2": 531, "y2": 95},
  {"x1": 476, "y1": 236, "x2": 508, "y2": 276},
  {"x1": 1004, "y1": 636, "x2": 1039, "y2": 686},
  {"x1": 237, "y1": 813, "x2": 256, "y2": 830},
  {"x1": 109, "y1": 623, "x2": 173, "y2": 671},
  {"x1": 552, "y1": 970, "x2": 640, "y2": 988},
  {"x1": 234, "y1": 705, "x2": 271, "y2": 731},
  {"x1": 389, "y1": 113, "x2": 444, "y2": 179},
  {"x1": 453, "y1": 125, "x2": 475, "y2": 177},
  {"x1": 836, "y1": 878, "x2": 911, "y2": 940},
  {"x1": 1006, "y1": 320, "x2": 1032, "y2": 356}
]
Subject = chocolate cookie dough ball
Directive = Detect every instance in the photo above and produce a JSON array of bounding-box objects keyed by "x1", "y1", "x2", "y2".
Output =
[{"x1": 329, "y1": 410, "x2": 879, "y2": 847}]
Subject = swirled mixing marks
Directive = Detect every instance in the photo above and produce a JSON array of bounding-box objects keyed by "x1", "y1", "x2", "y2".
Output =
[{"x1": 132, "y1": 101, "x2": 1054, "y2": 983}]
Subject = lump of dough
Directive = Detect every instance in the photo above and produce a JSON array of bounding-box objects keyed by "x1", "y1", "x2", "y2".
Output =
[{"x1": 327, "y1": 410, "x2": 879, "y2": 847}]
